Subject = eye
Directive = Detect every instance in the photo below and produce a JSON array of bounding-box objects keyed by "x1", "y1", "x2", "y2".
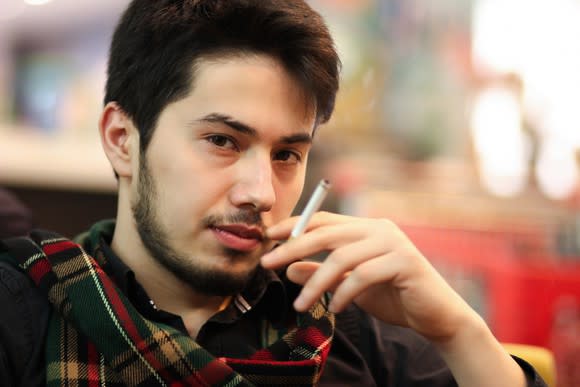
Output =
[
  {"x1": 205, "y1": 134, "x2": 238, "y2": 151},
  {"x1": 273, "y1": 150, "x2": 302, "y2": 164}
]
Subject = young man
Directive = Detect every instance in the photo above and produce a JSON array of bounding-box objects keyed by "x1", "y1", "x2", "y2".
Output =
[{"x1": 0, "y1": 1, "x2": 546, "y2": 386}]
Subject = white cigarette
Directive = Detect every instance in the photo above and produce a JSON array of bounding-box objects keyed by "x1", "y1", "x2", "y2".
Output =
[{"x1": 290, "y1": 179, "x2": 331, "y2": 239}]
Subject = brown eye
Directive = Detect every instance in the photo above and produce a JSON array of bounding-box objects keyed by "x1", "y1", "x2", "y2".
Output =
[
  {"x1": 274, "y1": 150, "x2": 301, "y2": 164},
  {"x1": 206, "y1": 135, "x2": 237, "y2": 150}
]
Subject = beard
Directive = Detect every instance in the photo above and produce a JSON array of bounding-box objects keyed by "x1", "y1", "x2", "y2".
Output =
[{"x1": 131, "y1": 156, "x2": 264, "y2": 296}]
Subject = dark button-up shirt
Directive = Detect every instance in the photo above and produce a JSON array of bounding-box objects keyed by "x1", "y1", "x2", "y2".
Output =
[{"x1": 0, "y1": 237, "x2": 547, "y2": 386}]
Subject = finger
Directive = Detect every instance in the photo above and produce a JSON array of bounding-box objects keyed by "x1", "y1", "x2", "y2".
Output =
[
  {"x1": 286, "y1": 261, "x2": 320, "y2": 285},
  {"x1": 265, "y1": 215, "x2": 301, "y2": 240},
  {"x1": 266, "y1": 211, "x2": 349, "y2": 240},
  {"x1": 292, "y1": 239, "x2": 388, "y2": 311},
  {"x1": 289, "y1": 262, "x2": 349, "y2": 312},
  {"x1": 328, "y1": 253, "x2": 401, "y2": 313},
  {"x1": 261, "y1": 222, "x2": 366, "y2": 269},
  {"x1": 287, "y1": 261, "x2": 348, "y2": 291}
]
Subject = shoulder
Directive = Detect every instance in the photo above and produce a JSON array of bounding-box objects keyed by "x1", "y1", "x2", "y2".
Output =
[
  {"x1": 0, "y1": 257, "x2": 51, "y2": 345},
  {"x1": 0, "y1": 239, "x2": 51, "y2": 339},
  {"x1": 0, "y1": 253, "x2": 50, "y2": 383}
]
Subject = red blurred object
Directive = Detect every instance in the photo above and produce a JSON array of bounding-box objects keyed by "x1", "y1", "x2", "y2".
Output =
[
  {"x1": 564, "y1": 184, "x2": 580, "y2": 211},
  {"x1": 400, "y1": 224, "x2": 580, "y2": 385}
]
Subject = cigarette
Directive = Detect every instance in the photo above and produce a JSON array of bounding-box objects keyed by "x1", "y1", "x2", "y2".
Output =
[{"x1": 290, "y1": 179, "x2": 331, "y2": 239}]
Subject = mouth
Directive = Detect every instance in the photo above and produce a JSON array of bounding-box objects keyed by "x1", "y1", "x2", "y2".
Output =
[{"x1": 210, "y1": 224, "x2": 265, "y2": 252}]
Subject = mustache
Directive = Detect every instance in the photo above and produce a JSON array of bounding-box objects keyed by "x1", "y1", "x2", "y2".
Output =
[{"x1": 202, "y1": 209, "x2": 265, "y2": 230}]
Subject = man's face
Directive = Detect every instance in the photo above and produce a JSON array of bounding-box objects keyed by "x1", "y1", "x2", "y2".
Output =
[{"x1": 131, "y1": 54, "x2": 315, "y2": 296}]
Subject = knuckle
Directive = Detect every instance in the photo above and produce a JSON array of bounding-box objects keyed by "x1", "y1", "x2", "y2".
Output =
[
  {"x1": 325, "y1": 249, "x2": 347, "y2": 267},
  {"x1": 317, "y1": 227, "x2": 339, "y2": 248},
  {"x1": 378, "y1": 218, "x2": 397, "y2": 231},
  {"x1": 350, "y1": 265, "x2": 374, "y2": 284}
]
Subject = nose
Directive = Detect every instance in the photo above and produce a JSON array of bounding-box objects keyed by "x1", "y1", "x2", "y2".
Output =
[{"x1": 229, "y1": 151, "x2": 276, "y2": 212}]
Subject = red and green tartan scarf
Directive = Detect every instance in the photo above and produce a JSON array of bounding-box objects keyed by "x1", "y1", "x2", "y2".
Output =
[{"x1": 3, "y1": 221, "x2": 335, "y2": 386}]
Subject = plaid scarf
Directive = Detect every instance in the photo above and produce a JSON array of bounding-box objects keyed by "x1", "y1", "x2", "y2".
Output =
[{"x1": 3, "y1": 222, "x2": 334, "y2": 386}]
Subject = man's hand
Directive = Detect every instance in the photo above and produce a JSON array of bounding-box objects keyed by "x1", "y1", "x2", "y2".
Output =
[
  {"x1": 261, "y1": 211, "x2": 527, "y2": 387},
  {"x1": 261, "y1": 211, "x2": 475, "y2": 342}
]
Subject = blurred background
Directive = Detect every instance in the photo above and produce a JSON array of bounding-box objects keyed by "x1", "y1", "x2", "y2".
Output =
[{"x1": 0, "y1": 0, "x2": 579, "y2": 384}]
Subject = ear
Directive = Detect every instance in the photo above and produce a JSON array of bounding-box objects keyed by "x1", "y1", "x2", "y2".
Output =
[{"x1": 99, "y1": 102, "x2": 137, "y2": 178}]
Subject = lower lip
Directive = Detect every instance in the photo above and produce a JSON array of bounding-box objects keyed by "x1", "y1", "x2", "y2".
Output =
[{"x1": 211, "y1": 228, "x2": 261, "y2": 252}]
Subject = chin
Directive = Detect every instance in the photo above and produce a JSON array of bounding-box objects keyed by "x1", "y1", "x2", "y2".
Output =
[{"x1": 185, "y1": 264, "x2": 258, "y2": 296}]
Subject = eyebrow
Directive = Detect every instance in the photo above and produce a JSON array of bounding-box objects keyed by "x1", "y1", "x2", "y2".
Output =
[{"x1": 195, "y1": 113, "x2": 313, "y2": 145}]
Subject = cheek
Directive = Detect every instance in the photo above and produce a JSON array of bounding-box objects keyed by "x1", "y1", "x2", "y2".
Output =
[
  {"x1": 155, "y1": 167, "x2": 233, "y2": 225},
  {"x1": 271, "y1": 179, "x2": 305, "y2": 221}
]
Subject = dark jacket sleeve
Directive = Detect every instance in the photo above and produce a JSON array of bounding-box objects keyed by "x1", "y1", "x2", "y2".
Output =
[
  {"x1": 0, "y1": 260, "x2": 50, "y2": 386},
  {"x1": 512, "y1": 356, "x2": 550, "y2": 387},
  {"x1": 363, "y1": 310, "x2": 458, "y2": 386},
  {"x1": 330, "y1": 304, "x2": 548, "y2": 387},
  {"x1": 323, "y1": 304, "x2": 458, "y2": 386}
]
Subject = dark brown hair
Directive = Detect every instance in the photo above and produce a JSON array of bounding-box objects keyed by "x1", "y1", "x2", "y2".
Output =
[{"x1": 105, "y1": 0, "x2": 341, "y2": 152}]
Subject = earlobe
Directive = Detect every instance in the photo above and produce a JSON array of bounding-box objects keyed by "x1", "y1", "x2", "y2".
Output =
[{"x1": 99, "y1": 102, "x2": 136, "y2": 178}]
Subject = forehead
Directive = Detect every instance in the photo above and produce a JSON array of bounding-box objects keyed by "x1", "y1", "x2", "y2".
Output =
[
  {"x1": 161, "y1": 54, "x2": 316, "y2": 132},
  {"x1": 188, "y1": 53, "x2": 316, "y2": 125}
]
